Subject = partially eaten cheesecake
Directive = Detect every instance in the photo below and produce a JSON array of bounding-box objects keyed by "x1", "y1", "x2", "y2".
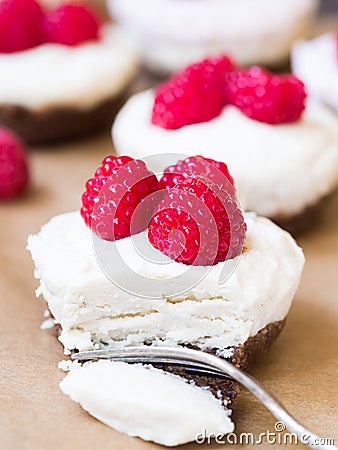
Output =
[{"x1": 27, "y1": 155, "x2": 304, "y2": 446}]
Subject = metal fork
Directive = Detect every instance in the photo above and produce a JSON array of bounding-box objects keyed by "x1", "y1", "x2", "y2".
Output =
[{"x1": 72, "y1": 346, "x2": 336, "y2": 450}]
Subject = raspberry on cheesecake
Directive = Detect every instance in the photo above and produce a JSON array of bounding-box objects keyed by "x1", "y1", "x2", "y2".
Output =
[
  {"x1": 81, "y1": 155, "x2": 159, "y2": 241},
  {"x1": 0, "y1": 0, "x2": 45, "y2": 53},
  {"x1": 152, "y1": 56, "x2": 235, "y2": 129},
  {"x1": 224, "y1": 67, "x2": 306, "y2": 124},
  {"x1": 148, "y1": 176, "x2": 245, "y2": 266},
  {"x1": 43, "y1": 3, "x2": 101, "y2": 46}
]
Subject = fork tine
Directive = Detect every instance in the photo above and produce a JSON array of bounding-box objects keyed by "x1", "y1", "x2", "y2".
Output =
[{"x1": 72, "y1": 349, "x2": 230, "y2": 378}]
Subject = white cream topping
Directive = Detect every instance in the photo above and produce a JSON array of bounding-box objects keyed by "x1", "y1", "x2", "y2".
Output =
[
  {"x1": 0, "y1": 25, "x2": 138, "y2": 110},
  {"x1": 27, "y1": 211, "x2": 304, "y2": 354},
  {"x1": 108, "y1": 0, "x2": 318, "y2": 72},
  {"x1": 292, "y1": 33, "x2": 338, "y2": 112},
  {"x1": 112, "y1": 90, "x2": 338, "y2": 218},
  {"x1": 59, "y1": 360, "x2": 233, "y2": 446}
]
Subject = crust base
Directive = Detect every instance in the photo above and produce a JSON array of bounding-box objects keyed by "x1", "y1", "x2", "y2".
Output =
[
  {"x1": 162, "y1": 319, "x2": 286, "y2": 407},
  {"x1": 272, "y1": 193, "x2": 334, "y2": 235},
  {"x1": 0, "y1": 93, "x2": 127, "y2": 145}
]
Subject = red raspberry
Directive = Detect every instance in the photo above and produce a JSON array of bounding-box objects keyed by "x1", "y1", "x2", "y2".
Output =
[
  {"x1": 81, "y1": 155, "x2": 159, "y2": 241},
  {"x1": 159, "y1": 155, "x2": 234, "y2": 191},
  {"x1": 224, "y1": 67, "x2": 307, "y2": 124},
  {"x1": 0, "y1": 0, "x2": 45, "y2": 53},
  {"x1": 203, "y1": 54, "x2": 237, "y2": 90},
  {"x1": 44, "y1": 3, "x2": 102, "y2": 46},
  {"x1": 148, "y1": 178, "x2": 246, "y2": 266},
  {"x1": 152, "y1": 55, "x2": 235, "y2": 130},
  {"x1": 0, "y1": 128, "x2": 29, "y2": 199}
]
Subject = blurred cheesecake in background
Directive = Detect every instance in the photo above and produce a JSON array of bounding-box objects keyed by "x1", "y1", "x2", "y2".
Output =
[
  {"x1": 0, "y1": 0, "x2": 138, "y2": 144},
  {"x1": 112, "y1": 55, "x2": 338, "y2": 234},
  {"x1": 292, "y1": 30, "x2": 338, "y2": 113},
  {"x1": 108, "y1": 0, "x2": 319, "y2": 75}
]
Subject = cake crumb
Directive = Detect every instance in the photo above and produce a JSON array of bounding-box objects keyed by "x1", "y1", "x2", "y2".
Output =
[
  {"x1": 40, "y1": 318, "x2": 55, "y2": 330},
  {"x1": 58, "y1": 360, "x2": 73, "y2": 372},
  {"x1": 216, "y1": 348, "x2": 235, "y2": 359},
  {"x1": 58, "y1": 360, "x2": 82, "y2": 372}
]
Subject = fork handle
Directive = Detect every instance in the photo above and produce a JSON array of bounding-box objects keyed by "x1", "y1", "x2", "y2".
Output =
[{"x1": 161, "y1": 347, "x2": 336, "y2": 450}]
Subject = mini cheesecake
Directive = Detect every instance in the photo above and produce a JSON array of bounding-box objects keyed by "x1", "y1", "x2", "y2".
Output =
[
  {"x1": 0, "y1": 25, "x2": 138, "y2": 144},
  {"x1": 108, "y1": 0, "x2": 318, "y2": 74},
  {"x1": 28, "y1": 210, "x2": 304, "y2": 445},
  {"x1": 292, "y1": 31, "x2": 338, "y2": 113}
]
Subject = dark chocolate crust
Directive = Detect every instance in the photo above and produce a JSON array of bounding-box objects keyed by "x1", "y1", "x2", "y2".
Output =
[
  {"x1": 272, "y1": 195, "x2": 330, "y2": 236},
  {"x1": 230, "y1": 319, "x2": 285, "y2": 369},
  {"x1": 161, "y1": 319, "x2": 285, "y2": 407},
  {"x1": 0, "y1": 93, "x2": 127, "y2": 145},
  {"x1": 161, "y1": 364, "x2": 239, "y2": 409}
]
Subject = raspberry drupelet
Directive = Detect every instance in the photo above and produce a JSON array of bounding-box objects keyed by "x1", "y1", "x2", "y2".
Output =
[{"x1": 159, "y1": 155, "x2": 234, "y2": 191}]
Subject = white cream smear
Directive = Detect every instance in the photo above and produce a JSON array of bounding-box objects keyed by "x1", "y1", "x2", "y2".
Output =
[
  {"x1": 112, "y1": 90, "x2": 338, "y2": 218},
  {"x1": 59, "y1": 360, "x2": 234, "y2": 446},
  {"x1": 108, "y1": 0, "x2": 318, "y2": 72},
  {"x1": 292, "y1": 33, "x2": 338, "y2": 112},
  {"x1": 27, "y1": 211, "x2": 304, "y2": 354},
  {"x1": 0, "y1": 25, "x2": 138, "y2": 111}
]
